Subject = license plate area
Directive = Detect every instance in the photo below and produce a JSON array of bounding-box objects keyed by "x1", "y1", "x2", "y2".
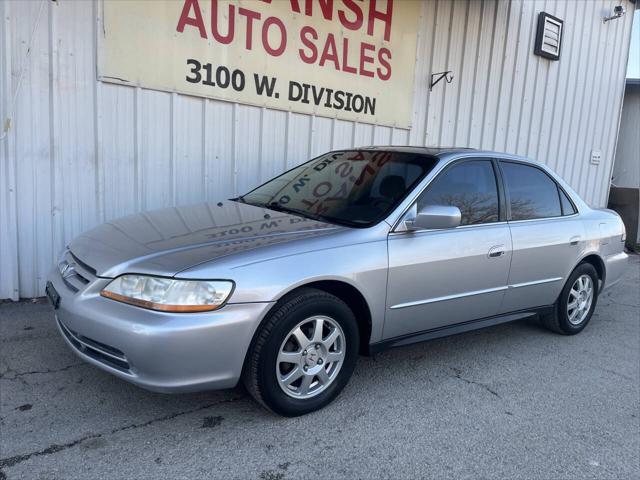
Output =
[{"x1": 46, "y1": 281, "x2": 60, "y2": 309}]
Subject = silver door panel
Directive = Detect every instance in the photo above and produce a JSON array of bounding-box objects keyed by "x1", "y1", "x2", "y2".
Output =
[
  {"x1": 385, "y1": 224, "x2": 512, "y2": 339},
  {"x1": 500, "y1": 217, "x2": 585, "y2": 313}
]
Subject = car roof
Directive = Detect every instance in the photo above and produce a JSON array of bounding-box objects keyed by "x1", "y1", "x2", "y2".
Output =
[
  {"x1": 358, "y1": 145, "x2": 474, "y2": 155},
  {"x1": 355, "y1": 145, "x2": 537, "y2": 163}
]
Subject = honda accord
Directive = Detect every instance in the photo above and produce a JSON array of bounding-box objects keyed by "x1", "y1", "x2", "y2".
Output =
[{"x1": 47, "y1": 147, "x2": 628, "y2": 416}]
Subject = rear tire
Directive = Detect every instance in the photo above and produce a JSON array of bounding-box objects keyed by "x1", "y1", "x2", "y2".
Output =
[
  {"x1": 242, "y1": 288, "x2": 359, "y2": 416},
  {"x1": 540, "y1": 263, "x2": 599, "y2": 335}
]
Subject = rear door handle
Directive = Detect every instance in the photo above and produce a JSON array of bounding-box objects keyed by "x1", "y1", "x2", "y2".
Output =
[
  {"x1": 488, "y1": 245, "x2": 506, "y2": 258},
  {"x1": 569, "y1": 236, "x2": 581, "y2": 246}
]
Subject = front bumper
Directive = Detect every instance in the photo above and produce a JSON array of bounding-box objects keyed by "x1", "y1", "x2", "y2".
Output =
[{"x1": 47, "y1": 267, "x2": 273, "y2": 393}]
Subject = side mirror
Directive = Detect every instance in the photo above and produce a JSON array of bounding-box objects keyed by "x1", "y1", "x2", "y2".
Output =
[{"x1": 405, "y1": 204, "x2": 461, "y2": 231}]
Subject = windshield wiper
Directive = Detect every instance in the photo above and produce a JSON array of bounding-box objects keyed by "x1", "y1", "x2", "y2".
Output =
[{"x1": 263, "y1": 202, "x2": 329, "y2": 224}]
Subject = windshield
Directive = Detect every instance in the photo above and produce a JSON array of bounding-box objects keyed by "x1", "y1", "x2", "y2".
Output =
[{"x1": 238, "y1": 150, "x2": 438, "y2": 227}]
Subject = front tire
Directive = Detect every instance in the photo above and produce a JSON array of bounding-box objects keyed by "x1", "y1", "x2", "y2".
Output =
[
  {"x1": 540, "y1": 262, "x2": 599, "y2": 335},
  {"x1": 243, "y1": 288, "x2": 359, "y2": 416}
]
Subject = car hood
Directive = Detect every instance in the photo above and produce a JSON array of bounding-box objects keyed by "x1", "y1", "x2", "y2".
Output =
[{"x1": 69, "y1": 201, "x2": 342, "y2": 278}]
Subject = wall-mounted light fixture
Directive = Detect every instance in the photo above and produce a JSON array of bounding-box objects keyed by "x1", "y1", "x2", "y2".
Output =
[{"x1": 603, "y1": 5, "x2": 626, "y2": 23}]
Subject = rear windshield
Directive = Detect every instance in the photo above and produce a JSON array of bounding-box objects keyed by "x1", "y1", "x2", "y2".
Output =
[{"x1": 238, "y1": 150, "x2": 438, "y2": 228}]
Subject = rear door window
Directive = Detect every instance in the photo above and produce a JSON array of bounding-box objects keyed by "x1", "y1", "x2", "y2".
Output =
[
  {"x1": 500, "y1": 162, "x2": 562, "y2": 220},
  {"x1": 559, "y1": 188, "x2": 577, "y2": 215}
]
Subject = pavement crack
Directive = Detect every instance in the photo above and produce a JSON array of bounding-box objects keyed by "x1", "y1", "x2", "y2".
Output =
[
  {"x1": 0, "y1": 395, "x2": 245, "y2": 470},
  {"x1": 450, "y1": 367, "x2": 502, "y2": 399},
  {"x1": 599, "y1": 367, "x2": 634, "y2": 382},
  {"x1": 601, "y1": 300, "x2": 639, "y2": 309},
  {"x1": 0, "y1": 363, "x2": 86, "y2": 381}
]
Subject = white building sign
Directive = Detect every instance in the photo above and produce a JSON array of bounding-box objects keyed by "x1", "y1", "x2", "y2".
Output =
[{"x1": 98, "y1": 0, "x2": 420, "y2": 128}]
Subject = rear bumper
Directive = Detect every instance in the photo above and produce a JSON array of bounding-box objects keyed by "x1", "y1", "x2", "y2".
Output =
[
  {"x1": 603, "y1": 251, "x2": 629, "y2": 291},
  {"x1": 47, "y1": 267, "x2": 273, "y2": 393}
]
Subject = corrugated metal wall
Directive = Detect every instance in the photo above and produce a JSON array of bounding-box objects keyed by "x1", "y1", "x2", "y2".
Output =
[
  {"x1": 0, "y1": 0, "x2": 634, "y2": 299},
  {"x1": 612, "y1": 84, "x2": 640, "y2": 189}
]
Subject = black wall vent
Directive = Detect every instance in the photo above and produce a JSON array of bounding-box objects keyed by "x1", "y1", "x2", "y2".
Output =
[{"x1": 534, "y1": 12, "x2": 563, "y2": 61}]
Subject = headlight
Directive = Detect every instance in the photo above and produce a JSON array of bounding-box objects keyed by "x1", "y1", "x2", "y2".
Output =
[{"x1": 100, "y1": 275, "x2": 234, "y2": 312}]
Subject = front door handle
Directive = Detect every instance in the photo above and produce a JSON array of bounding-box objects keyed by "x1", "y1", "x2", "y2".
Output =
[
  {"x1": 569, "y1": 236, "x2": 581, "y2": 246},
  {"x1": 488, "y1": 245, "x2": 506, "y2": 258}
]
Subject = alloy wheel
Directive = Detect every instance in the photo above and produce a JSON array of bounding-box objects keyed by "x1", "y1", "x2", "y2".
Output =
[
  {"x1": 276, "y1": 316, "x2": 346, "y2": 399},
  {"x1": 567, "y1": 274, "x2": 594, "y2": 325}
]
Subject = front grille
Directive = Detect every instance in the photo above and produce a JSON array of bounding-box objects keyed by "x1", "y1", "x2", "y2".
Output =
[
  {"x1": 58, "y1": 250, "x2": 96, "y2": 292},
  {"x1": 69, "y1": 251, "x2": 97, "y2": 277},
  {"x1": 57, "y1": 318, "x2": 131, "y2": 373}
]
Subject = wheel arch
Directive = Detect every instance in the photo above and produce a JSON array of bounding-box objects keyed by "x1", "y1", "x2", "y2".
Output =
[
  {"x1": 243, "y1": 279, "x2": 374, "y2": 369},
  {"x1": 294, "y1": 280, "x2": 373, "y2": 355},
  {"x1": 576, "y1": 253, "x2": 606, "y2": 291}
]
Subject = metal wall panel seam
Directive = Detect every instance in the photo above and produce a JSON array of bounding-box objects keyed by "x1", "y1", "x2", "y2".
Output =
[
  {"x1": 600, "y1": 0, "x2": 631, "y2": 201},
  {"x1": 420, "y1": 0, "x2": 439, "y2": 147},
  {"x1": 491, "y1": 0, "x2": 515, "y2": 150},
  {"x1": 26, "y1": 0, "x2": 53, "y2": 297},
  {"x1": 47, "y1": 0, "x2": 57, "y2": 268},
  {"x1": 465, "y1": 0, "x2": 485, "y2": 147},
  {"x1": 545, "y1": 0, "x2": 573, "y2": 171},
  {"x1": 524, "y1": 0, "x2": 547, "y2": 158},
  {"x1": 487, "y1": 0, "x2": 512, "y2": 150},
  {"x1": 574, "y1": 0, "x2": 607, "y2": 202},
  {"x1": 50, "y1": 0, "x2": 65, "y2": 291},
  {"x1": 170, "y1": 92, "x2": 177, "y2": 206},
  {"x1": 570, "y1": 1, "x2": 599, "y2": 189},
  {"x1": 201, "y1": 99, "x2": 207, "y2": 200},
  {"x1": 426, "y1": 0, "x2": 451, "y2": 146},
  {"x1": 504, "y1": 0, "x2": 528, "y2": 153},
  {"x1": 350, "y1": 120, "x2": 358, "y2": 147},
  {"x1": 601, "y1": 6, "x2": 635, "y2": 206},
  {"x1": 501, "y1": 0, "x2": 525, "y2": 153},
  {"x1": 93, "y1": 0, "x2": 104, "y2": 226},
  {"x1": 258, "y1": 106, "x2": 265, "y2": 182},
  {"x1": 460, "y1": 0, "x2": 483, "y2": 147},
  {"x1": 551, "y1": 2, "x2": 584, "y2": 174},
  {"x1": 514, "y1": 0, "x2": 538, "y2": 155},
  {"x1": 468, "y1": 0, "x2": 494, "y2": 148},
  {"x1": 438, "y1": 0, "x2": 456, "y2": 147},
  {"x1": 308, "y1": 114, "x2": 315, "y2": 159},
  {"x1": 450, "y1": 0, "x2": 468, "y2": 145},
  {"x1": 586, "y1": 3, "x2": 614, "y2": 197},
  {"x1": 232, "y1": 102, "x2": 238, "y2": 196},
  {"x1": 134, "y1": 86, "x2": 142, "y2": 212},
  {"x1": 557, "y1": 2, "x2": 590, "y2": 187},
  {"x1": 0, "y1": 0, "x2": 19, "y2": 299},
  {"x1": 409, "y1": 3, "x2": 425, "y2": 146}
]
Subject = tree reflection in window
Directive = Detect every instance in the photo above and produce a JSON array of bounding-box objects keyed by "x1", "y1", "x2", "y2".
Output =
[
  {"x1": 509, "y1": 198, "x2": 538, "y2": 221},
  {"x1": 501, "y1": 162, "x2": 562, "y2": 220},
  {"x1": 418, "y1": 160, "x2": 499, "y2": 226}
]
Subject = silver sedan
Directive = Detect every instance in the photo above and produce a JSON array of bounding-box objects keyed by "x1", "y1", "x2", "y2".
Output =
[{"x1": 47, "y1": 147, "x2": 628, "y2": 416}]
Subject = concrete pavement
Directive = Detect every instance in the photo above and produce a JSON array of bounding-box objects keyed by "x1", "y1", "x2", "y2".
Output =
[{"x1": 1, "y1": 255, "x2": 638, "y2": 479}]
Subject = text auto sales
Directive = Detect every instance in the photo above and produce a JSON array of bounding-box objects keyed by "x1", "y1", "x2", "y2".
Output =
[{"x1": 176, "y1": 0, "x2": 397, "y2": 116}]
